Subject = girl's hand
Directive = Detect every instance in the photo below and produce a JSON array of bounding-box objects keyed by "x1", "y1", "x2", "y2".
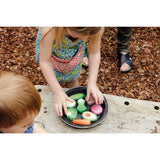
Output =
[
  {"x1": 54, "y1": 91, "x2": 74, "y2": 116},
  {"x1": 85, "y1": 83, "x2": 104, "y2": 105}
]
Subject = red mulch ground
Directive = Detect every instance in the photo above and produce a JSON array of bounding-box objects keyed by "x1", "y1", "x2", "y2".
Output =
[{"x1": 0, "y1": 27, "x2": 159, "y2": 102}]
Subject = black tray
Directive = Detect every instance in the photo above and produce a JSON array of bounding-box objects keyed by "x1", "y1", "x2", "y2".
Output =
[{"x1": 61, "y1": 86, "x2": 108, "y2": 129}]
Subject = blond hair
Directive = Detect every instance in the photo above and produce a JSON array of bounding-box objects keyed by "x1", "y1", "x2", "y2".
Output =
[
  {"x1": 0, "y1": 72, "x2": 41, "y2": 128},
  {"x1": 40, "y1": 27, "x2": 102, "y2": 49}
]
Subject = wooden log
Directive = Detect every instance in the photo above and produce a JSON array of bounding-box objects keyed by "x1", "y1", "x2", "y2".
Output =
[{"x1": 35, "y1": 85, "x2": 160, "y2": 133}]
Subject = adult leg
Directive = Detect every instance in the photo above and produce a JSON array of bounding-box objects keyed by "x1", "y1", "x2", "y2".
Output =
[{"x1": 117, "y1": 27, "x2": 133, "y2": 72}]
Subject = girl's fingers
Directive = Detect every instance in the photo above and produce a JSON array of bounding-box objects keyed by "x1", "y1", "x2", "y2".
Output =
[
  {"x1": 63, "y1": 101, "x2": 68, "y2": 115},
  {"x1": 86, "y1": 87, "x2": 104, "y2": 105},
  {"x1": 99, "y1": 95, "x2": 103, "y2": 104},
  {"x1": 54, "y1": 104, "x2": 60, "y2": 116},
  {"x1": 93, "y1": 91, "x2": 104, "y2": 105},
  {"x1": 58, "y1": 103, "x2": 63, "y2": 116},
  {"x1": 98, "y1": 93, "x2": 104, "y2": 104},
  {"x1": 66, "y1": 96, "x2": 74, "y2": 102},
  {"x1": 55, "y1": 97, "x2": 71, "y2": 116},
  {"x1": 55, "y1": 103, "x2": 64, "y2": 116},
  {"x1": 97, "y1": 94, "x2": 101, "y2": 105},
  {"x1": 97, "y1": 92, "x2": 101, "y2": 104},
  {"x1": 86, "y1": 90, "x2": 91, "y2": 101},
  {"x1": 101, "y1": 95, "x2": 104, "y2": 104},
  {"x1": 91, "y1": 92, "x2": 98, "y2": 104},
  {"x1": 94, "y1": 93, "x2": 98, "y2": 104}
]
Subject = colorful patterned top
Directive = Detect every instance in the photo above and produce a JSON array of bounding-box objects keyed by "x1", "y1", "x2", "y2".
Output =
[
  {"x1": 24, "y1": 123, "x2": 34, "y2": 133},
  {"x1": 35, "y1": 28, "x2": 86, "y2": 82}
]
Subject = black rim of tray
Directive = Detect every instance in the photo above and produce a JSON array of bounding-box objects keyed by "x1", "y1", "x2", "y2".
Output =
[{"x1": 60, "y1": 86, "x2": 108, "y2": 129}]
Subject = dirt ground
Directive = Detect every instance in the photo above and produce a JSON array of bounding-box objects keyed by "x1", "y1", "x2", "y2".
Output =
[{"x1": 0, "y1": 27, "x2": 159, "y2": 102}]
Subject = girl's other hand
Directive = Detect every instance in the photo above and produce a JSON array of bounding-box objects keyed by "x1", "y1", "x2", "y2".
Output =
[
  {"x1": 54, "y1": 91, "x2": 74, "y2": 116},
  {"x1": 85, "y1": 83, "x2": 104, "y2": 105}
]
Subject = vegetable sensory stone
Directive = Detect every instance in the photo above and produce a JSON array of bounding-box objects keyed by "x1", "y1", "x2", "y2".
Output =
[
  {"x1": 77, "y1": 98, "x2": 87, "y2": 113},
  {"x1": 70, "y1": 93, "x2": 85, "y2": 100},
  {"x1": 91, "y1": 104, "x2": 103, "y2": 115},
  {"x1": 72, "y1": 119, "x2": 91, "y2": 125},
  {"x1": 82, "y1": 111, "x2": 98, "y2": 122},
  {"x1": 67, "y1": 108, "x2": 78, "y2": 120},
  {"x1": 66, "y1": 100, "x2": 76, "y2": 108}
]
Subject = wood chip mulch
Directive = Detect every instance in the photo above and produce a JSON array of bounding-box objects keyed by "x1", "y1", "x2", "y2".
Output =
[{"x1": 0, "y1": 27, "x2": 159, "y2": 102}]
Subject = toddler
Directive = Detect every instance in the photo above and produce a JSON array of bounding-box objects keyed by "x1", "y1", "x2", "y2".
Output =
[{"x1": 0, "y1": 71, "x2": 46, "y2": 133}]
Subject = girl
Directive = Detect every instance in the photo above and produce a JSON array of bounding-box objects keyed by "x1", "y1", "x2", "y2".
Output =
[
  {"x1": 0, "y1": 71, "x2": 46, "y2": 133},
  {"x1": 35, "y1": 27, "x2": 104, "y2": 116}
]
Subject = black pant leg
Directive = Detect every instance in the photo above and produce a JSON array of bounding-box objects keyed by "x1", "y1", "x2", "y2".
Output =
[{"x1": 117, "y1": 27, "x2": 133, "y2": 53}]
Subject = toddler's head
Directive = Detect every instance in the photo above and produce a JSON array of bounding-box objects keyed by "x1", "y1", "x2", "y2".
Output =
[{"x1": 0, "y1": 72, "x2": 41, "y2": 133}]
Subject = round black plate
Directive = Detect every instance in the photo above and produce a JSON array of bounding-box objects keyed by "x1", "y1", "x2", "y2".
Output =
[{"x1": 61, "y1": 86, "x2": 108, "y2": 129}]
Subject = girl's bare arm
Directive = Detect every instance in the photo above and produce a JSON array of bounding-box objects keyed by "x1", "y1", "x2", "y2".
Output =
[
  {"x1": 39, "y1": 27, "x2": 70, "y2": 116},
  {"x1": 39, "y1": 27, "x2": 64, "y2": 95},
  {"x1": 86, "y1": 27, "x2": 105, "y2": 104},
  {"x1": 88, "y1": 27, "x2": 104, "y2": 84}
]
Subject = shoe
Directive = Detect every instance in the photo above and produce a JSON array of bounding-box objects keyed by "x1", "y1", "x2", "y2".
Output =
[
  {"x1": 82, "y1": 49, "x2": 89, "y2": 69},
  {"x1": 117, "y1": 52, "x2": 132, "y2": 73}
]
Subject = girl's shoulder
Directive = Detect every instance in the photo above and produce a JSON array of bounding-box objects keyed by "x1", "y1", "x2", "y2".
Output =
[
  {"x1": 41, "y1": 27, "x2": 55, "y2": 37},
  {"x1": 97, "y1": 27, "x2": 105, "y2": 37}
]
